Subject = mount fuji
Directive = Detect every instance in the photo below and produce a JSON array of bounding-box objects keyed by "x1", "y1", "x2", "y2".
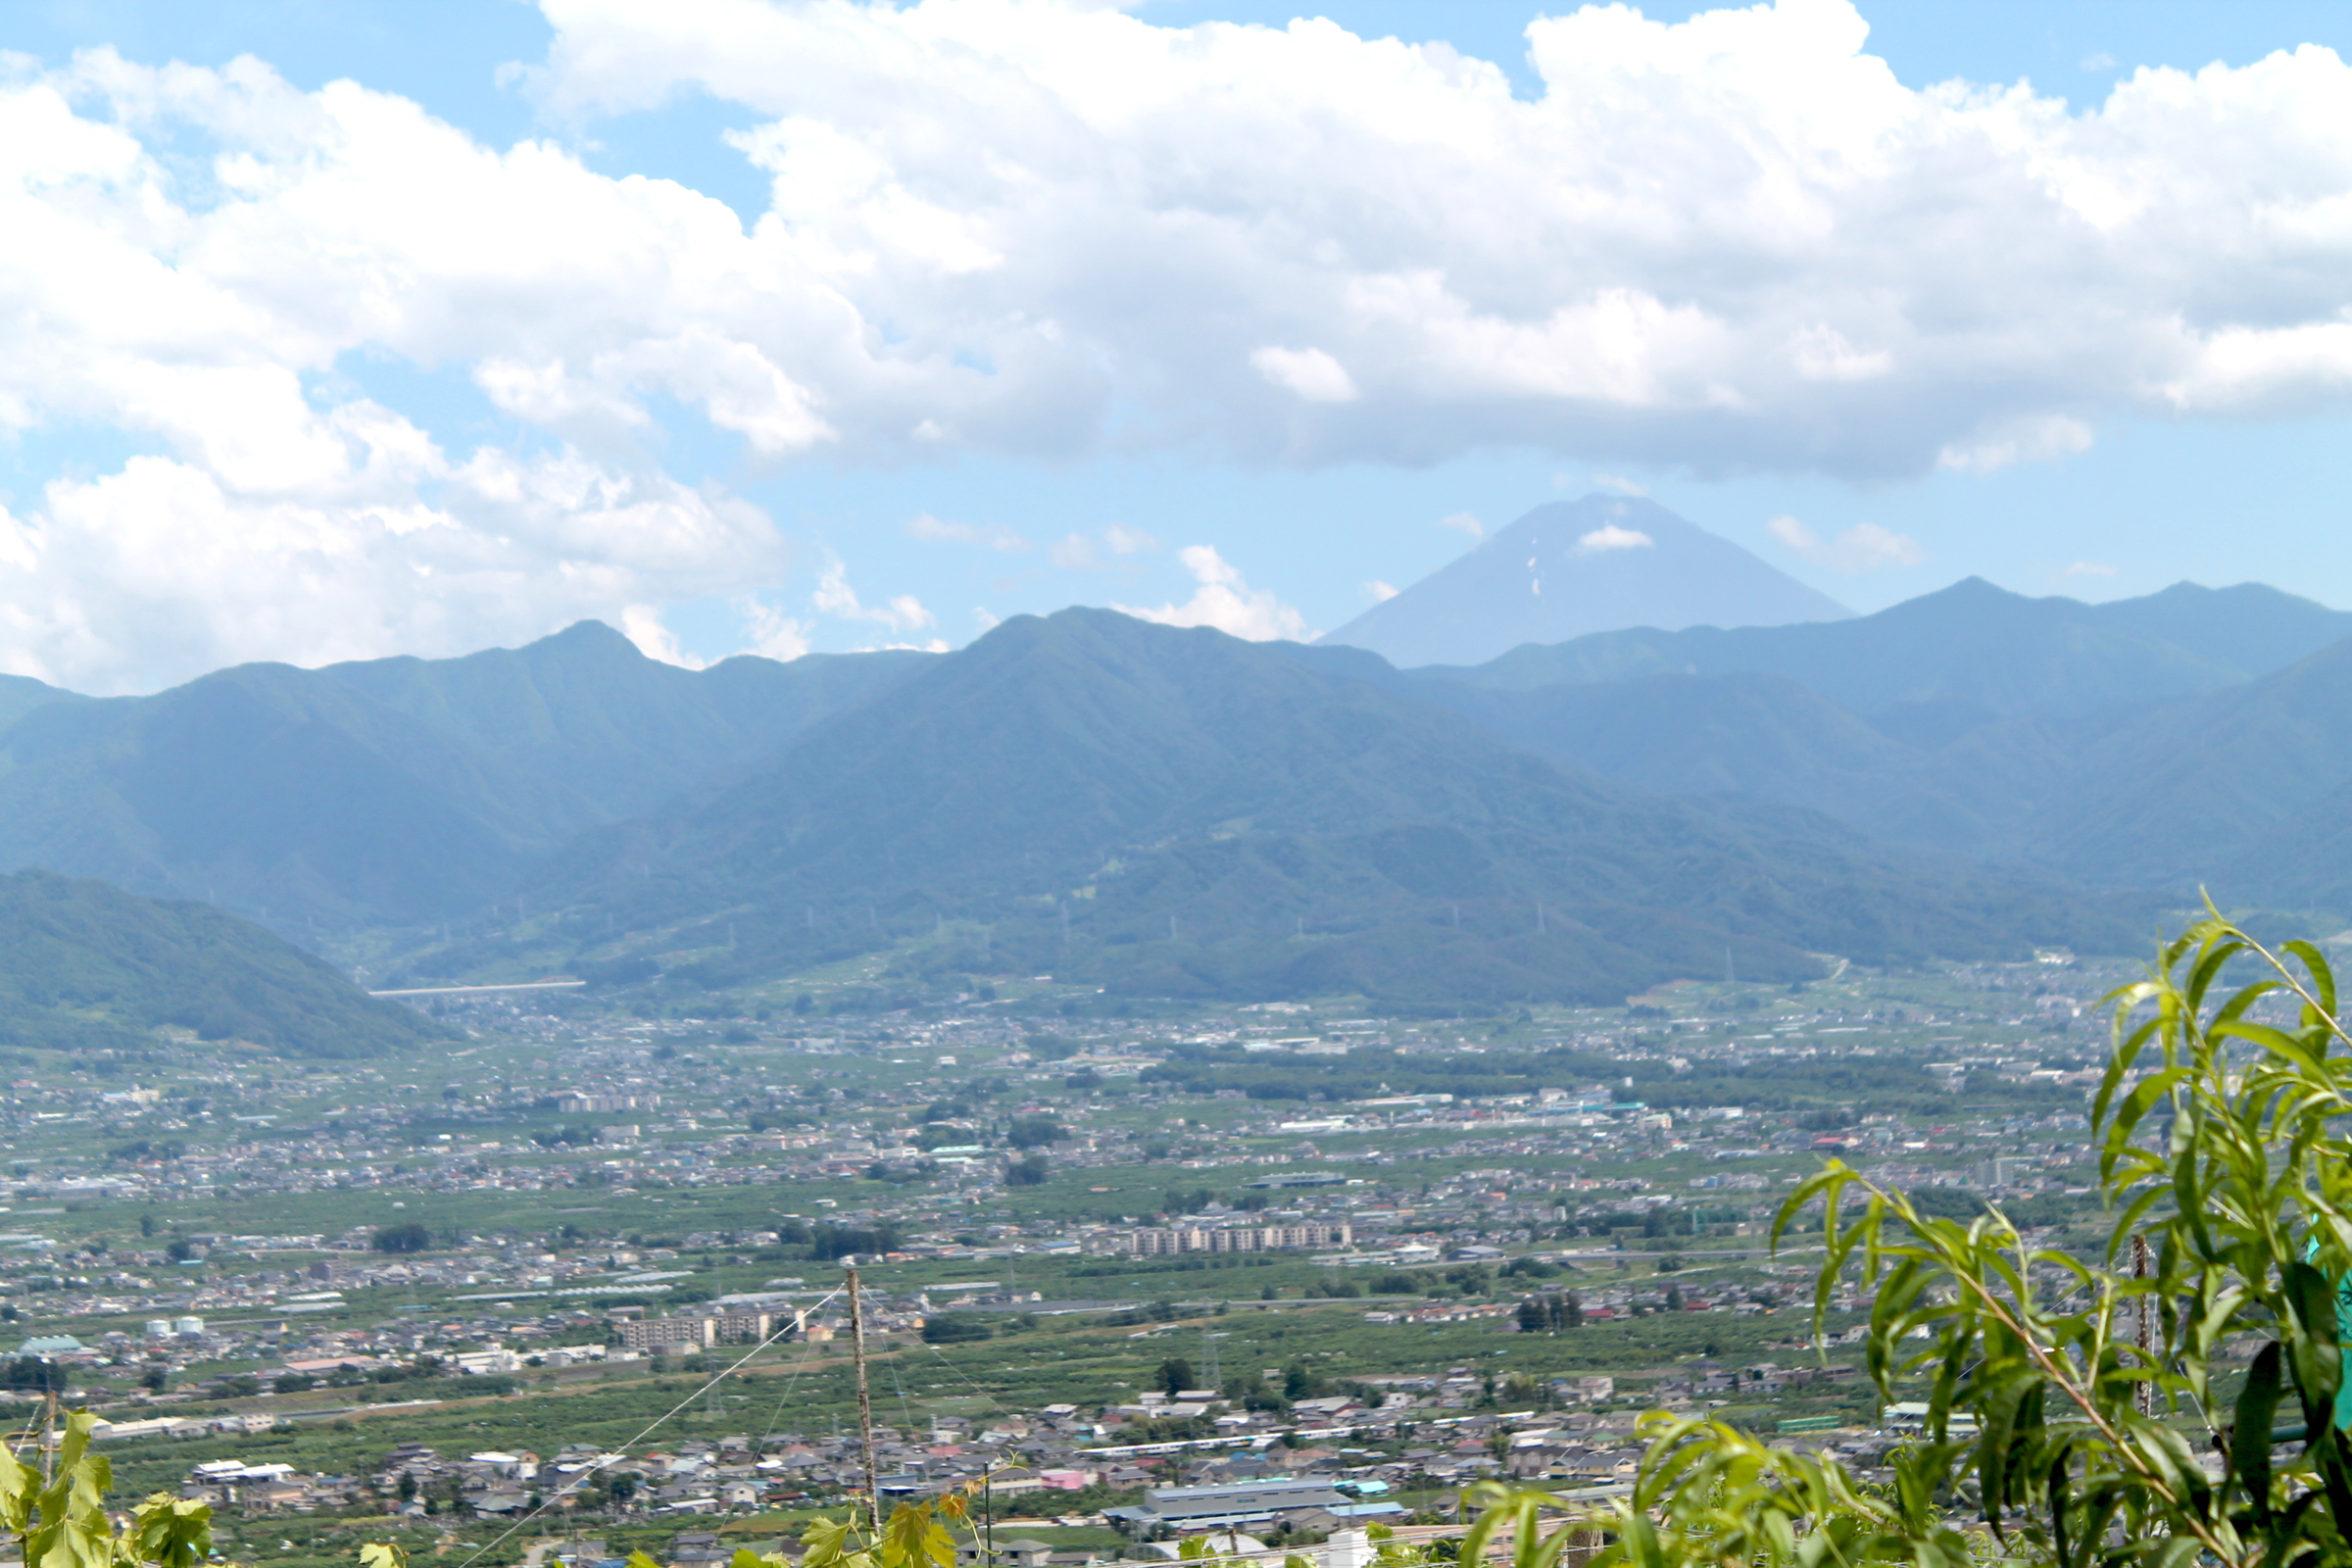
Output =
[{"x1": 1325, "y1": 495, "x2": 1853, "y2": 667}]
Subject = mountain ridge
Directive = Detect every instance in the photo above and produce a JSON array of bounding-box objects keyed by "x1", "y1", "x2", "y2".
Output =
[
  {"x1": 0, "y1": 573, "x2": 2333, "y2": 1004},
  {"x1": 1413, "y1": 575, "x2": 2258, "y2": 719},
  {"x1": 483, "y1": 608, "x2": 2152, "y2": 1004},
  {"x1": 1358, "y1": 577, "x2": 2352, "y2": 901},
  {"x1": 0, "y1": 625, "x2": 933, "y2": 929}
]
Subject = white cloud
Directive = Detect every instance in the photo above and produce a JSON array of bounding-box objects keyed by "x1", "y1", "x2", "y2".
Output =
[
  {"x1": 0, "y1": 52, "x2": 804, "y2": 689},
  {"x1": 1789, "y1": 325, "x2": 1893, "y2": 383},
  {"x1": 529, "y1": 0, "x2": 2352, "y2": 478},
  {"x1": 0, "y1": 438, "x2": 782, "y2": 693},
  {"x1": 1825, "y1": 522, "x2": 1924, "y2": 573},
  {"x1": 1115, "y1": 545, "x2": 1308, "y2": 641},
  {"x1": 1250, "y1": 346, "x2": 1359, "y2": 404},
  {"x1": 1768, "y1": 514, "x2": 1927, "y2": 574},
  {"x1": 733, "y1": 594, "x2": 813, "y2": 660},
  {"x1": 1366, "y1": 579, "x2": 1399, "y2": 601},
  {"x1": 1593, "y1": 475, "x2": 1652, "y2": 498},
  {"x1": 1051, "y1": 525, "x2": 1155, "y2": 570},
  {"x1": 10, "y1": 5, "x2": 2352, "y2": 681},
  {"x1": 1050, "y1": 533, "x2": 1102, "y2": 570},
  {"x1": 811, "y1": 557, "x2": 934, "y2": 631},
  {"x1": 1438, "y1": 512, "x2": 1485, "y2": 541},
  {"x1": 906, "y1": 512, "x2": 1030, "y2": 551},
  {"x1": 2064, "y1": 560, "x2": 2121, "y2": 578},
  {"x1": 621, "y1": 605, "x2": 704, "y2": 668},
  {"x1": 1575, "y1": 524, "x2": 1653, "y2": 555},
  {"x1": 1936, "y1": 416, "x2": 2097, "y2": 474}
]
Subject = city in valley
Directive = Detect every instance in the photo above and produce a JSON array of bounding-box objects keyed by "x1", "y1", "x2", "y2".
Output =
[{"x1": 0, "y1": 953, "x2": 2130, "y2": 1568}]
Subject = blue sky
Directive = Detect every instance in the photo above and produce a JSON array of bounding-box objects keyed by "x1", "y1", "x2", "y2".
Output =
[{"x1": 3, "y1": 0, "x2": 2351, "y2": 688}]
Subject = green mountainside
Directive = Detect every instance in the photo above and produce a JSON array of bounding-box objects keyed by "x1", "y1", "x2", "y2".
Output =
[
  {"x1": 461, "y1": 610, "x2": 2147, "y2": 1005},
  {"x1": 0, "y1": 626, "x2": 928, "y2": 928},
  {"x1": 0, "y1": 869, "x2": 443, "y2": 1056}
]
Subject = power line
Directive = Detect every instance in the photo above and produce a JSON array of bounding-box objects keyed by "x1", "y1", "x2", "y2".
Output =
[{"x1": 456, "y1": 1287, "x2": 844, "y2": 1568}]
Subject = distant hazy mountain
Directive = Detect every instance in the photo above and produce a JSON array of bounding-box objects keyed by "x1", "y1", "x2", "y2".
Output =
[
  {"x1": 1323, "y1": 495, "x2": 1851, "y2": 667},
  {"x1": 1418, "y1": 577, "x2": 2285, "y2": 722},
  {"x1": 0, "y1": 868, "x2": 443, "y2": 1056},
  {"x1": 1371, "y1": 576, "x2": 2352, "y2": 901},
  {"x1": 0, "y1": 674, "x2": 82, "y2": 733},
  {"x1": 2019, "y1": 635, "x2": 2352, "y2": 900},
  {"x1": 2085, "y1": 582, "x2": 2352, "y2": 677},
  {"x1": 512, "y1": 609, "x2": 2144, "y2": 1004},
  {"x1": 0, "y1": 624, "x2": 929, "y2": 928},
  {"x1": 315, "y1": 620, "x2": 931, "y2": 823}
]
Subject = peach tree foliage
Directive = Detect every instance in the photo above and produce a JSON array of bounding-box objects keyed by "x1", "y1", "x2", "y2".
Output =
[
  {"x1": 1344, "y1": 912, "x2": 2352, "y2": 1568},
  {"x1": 1562, "y1": 909, "x2": 2352, "y2": 1568},
  {"x1": 0, "y1": 1411, "x2": 214, "y2": 1568}
]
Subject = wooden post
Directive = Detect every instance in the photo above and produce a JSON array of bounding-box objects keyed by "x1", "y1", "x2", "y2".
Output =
[
  {"x1": 2133, "y1": 1234, "x2": 2153, "y2": 1417},
  {"x1": 846, "y1": 1260, "x2": 881, "y2": 1531}
]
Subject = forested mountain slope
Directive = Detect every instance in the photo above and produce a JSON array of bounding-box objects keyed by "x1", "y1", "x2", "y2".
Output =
[
  {"x1": 497, "y1": 610, "x2": 2148, "y2": 1004},
  {"x1": 0, "y1": 869, "x2": 443, "y2": 1056}
]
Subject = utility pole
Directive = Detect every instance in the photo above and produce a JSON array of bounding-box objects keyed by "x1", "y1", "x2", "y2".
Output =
[{"x1": 845, "y1": 1259, "x2": 881, "y2": 1530}]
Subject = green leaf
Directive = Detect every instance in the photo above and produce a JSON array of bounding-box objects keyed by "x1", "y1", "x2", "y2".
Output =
[
  {"x1": 2233, "y1": 1340, "x2": 2283, "y2": 1526},
  {"x1": 129, "y1": 1494, "x2": 212, "y2": 1568},
  {"x1": 0, "y1": 1442, "x2": 38, "y2": 1536},
  {"x1": 2285, "y1": 1259, "x2": 2343, "y2": 1424}
]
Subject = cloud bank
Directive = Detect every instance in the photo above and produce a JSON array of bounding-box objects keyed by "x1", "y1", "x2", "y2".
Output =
[{"x1": 3, "y1": 0, "x2": 2352, "y2": 684}]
